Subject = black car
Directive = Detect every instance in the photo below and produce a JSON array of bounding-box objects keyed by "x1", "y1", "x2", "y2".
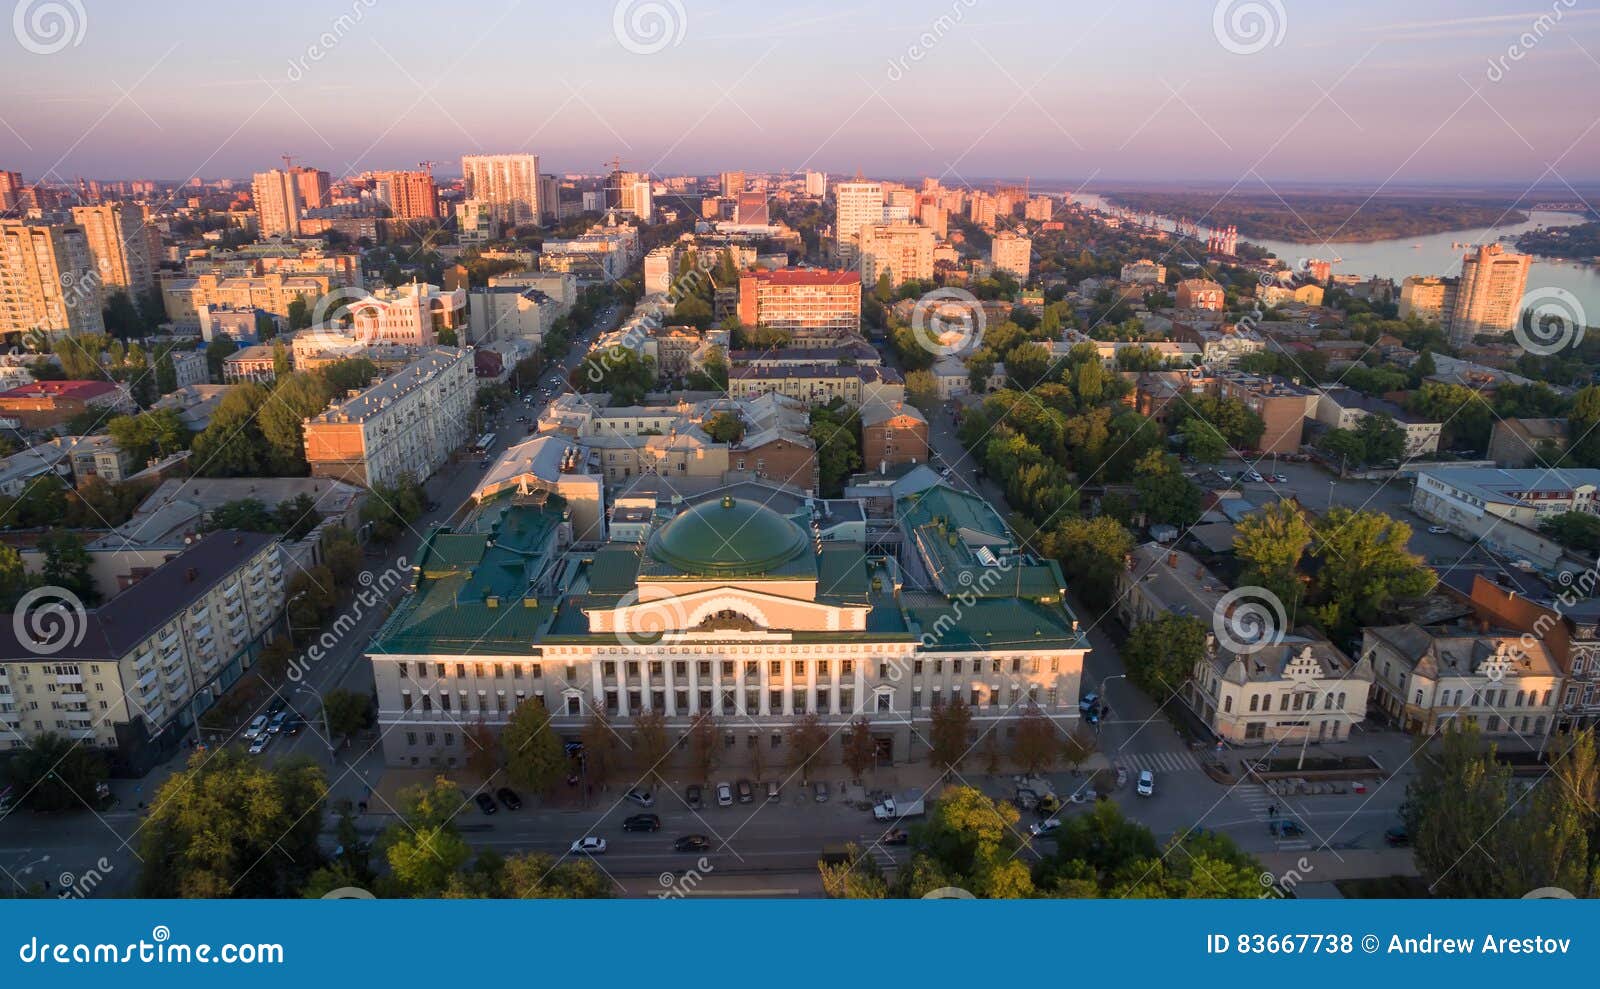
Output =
[
  {"x1": 266, "y1": 698, "x2": 286, "y2": 716},
  {"x1": 1384, "y1": 825, "x2": 1409, "y2": 847},
  {"x1": 282, "y1": 717, "x2": 304, "y2": 736},
  {"x1": 673, "y1": 834, "x2": 711, "y2": 852},
  {"x1": 736, "y1": 779, "x2": 754, "y2": 804},
  {"x1": 685, "y1": 784, "x2": 703, "y2": 810},
  {"x1": 496, "y1": 787, "x2": 522, "y2": 811},
  {"x1": 881, "y1": 829, "x2": 909, "y2": 846},
  {"x1": 622, "y1": 813, "x2": 661, "y2": 833},
  {"x1": 474, "y1": 793, "x2": 497, "y2": 815}
]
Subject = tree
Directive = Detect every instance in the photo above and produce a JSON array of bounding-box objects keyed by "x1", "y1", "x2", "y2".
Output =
[
  {"x1": 501, "y1": 697, "x2": 566, "y2": 795},
  {"x1": 361, "y1": 474, "x2": 425, "y2": 542},
  {"x1": 1310, "y1": 508, "x2": 1434, "y2": 638},
  {"x1": 274, "y1": 492, "x2": 321, "y2": 540},
  {"x1": 580, "y1": 709, "x2": 620, "y2": 789},
  {"x1": 1404, "y1": 724, "x2": 1517, "y2": 897},
  {"x1": 1132, "y1": 450, "x2": 1200, "y2": 526},
  {"x1": 106, "y1": 407, "x2": 190, "y2": 463},
  {"x1": 1044, "y1": 516, "x2": 1134, "y2": 613},
  {"x1": 929, "y1": 696, "x2": 973, "y2": 774},
  {"x1": 1, "y1": 731, "x2": 108, "y2": 812},
  {"x1": 808, "y1": 402, "x2": 862, "y2": 497},
  {"x1": 1122, "y1": 614, "x2": 1207, "y2": 699},
  {"x1": 1010, "y1": 707, "x2": 1060, "y2": 776},
  {"x1": 39, "y1": 531, "x2": 96, "y2": 604},
  {"x1": 842, "y1": 718, "x2": 876, "y2": 780},
  {"x1": 321, "y1": 528, "x2": 364, "y2": 586},
  {"x1": 1061, "y1": 722, "x2": 1098, "y2": 773},
  {"x1": 464, "y1": 719, "x2": 500, "y2": 780},
  {"x1": 818, "y1": 843, "x2": 889, "y2": 899},
  {"x1": 207, "y1": 497, "x2": 276, "y2": 533},
  {"x1": 317, "y1": 358, "x2": 379, "y2": 395},
  {"x1": 1540, "y1": 512, "x2": 1600, "y2": 553},
  {"x1": 1177, "y1": 416, "x2": 1228, "y2": 463},
  {"x1": 789, "y1": 712, "x2": 829, "y2": 778},
  {"x1": 577, "y1": 347, "x2": 655, "y2": 404},
  {"x1": 285, "y1": 566, "x2": 338, "y2": 641},
  {"x1": 897, "y1": 785, "x2": 1033, "y2": 898},
  {"x1": 687, "y1": 713, "x2": 718, "y2": 781},
  {"x1": 0, "y1": 544, "x2": 32, "y2": 610},
  {"x1": 287, "y1": 297, "x2": 313, "y2": 331},
  {"x1": 1233, "y1": 499, "x2": 1312, "y2": 618},
  {"x1": 904, "y1": 369, "x2": 940, "y2": 410},
  {"x1": 703, "y1": 411, "x2": 744, "y2": 444},
  {"x1": 380, "y1": 777, "x2": 471, "y2": 897},
  {"x1": 205, "y1": 335, "x2": 238, "y2": 380},
  {"x1": 630, "y1": 709, "x2": 671, "y2": 781},
  {"x1": 191, "y1": 383, "x2": 273, "y2": 477},
  {"x1": 257, "y1": 372, "x2": 330, "y2": 474},
  {"x1": 321, "y1": 688, "x2": 371, "y2": 740},
  {"x1": 138, "y1": 750, "x2": 327, "y2": 897}
]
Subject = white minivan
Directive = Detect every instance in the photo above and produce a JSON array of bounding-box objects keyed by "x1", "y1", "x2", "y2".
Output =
[{"x1": 243, "y1": 714, "x2": 269, "y2": 740}]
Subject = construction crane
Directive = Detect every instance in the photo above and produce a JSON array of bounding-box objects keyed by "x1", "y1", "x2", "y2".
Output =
[
  {"x1": 418, "y1": 160, "x2": 437, "y2": 178},
  {"x1": 280, "y1": 153, "x2": 297, "y2": 171}
]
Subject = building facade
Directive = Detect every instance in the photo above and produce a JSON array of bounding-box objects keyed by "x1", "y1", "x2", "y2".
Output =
[
  {"x1": 736, "y1": 269, "x2": 861, "y2": 343},
  {"x1": 461, "y1": 153, "x2": 541, "y2": 227},
  {"x1": 1, "y1": 219, "x2": 106, "y2": 338}
]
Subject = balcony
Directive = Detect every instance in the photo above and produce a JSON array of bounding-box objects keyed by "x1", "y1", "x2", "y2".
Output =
[
  {"x1": 59, "y1": 690, "x2": 87, "y2": 704},
  {"x1": 162, "y1": 668, "x2": 187, "y2": 689},
  {"x1": 54, "y1": 673, "x2": 83, "y2": 686},
  {"x1": 70, "y1": 727, "x2": 96, "y2": 742},
  {"x1": 136, "y1": 667, "x2": 159, "y2": 692}
]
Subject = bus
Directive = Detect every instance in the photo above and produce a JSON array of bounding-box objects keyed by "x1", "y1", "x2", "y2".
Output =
[{"x1": 470, "y1": 433, "x2": 497, "y2": 455}]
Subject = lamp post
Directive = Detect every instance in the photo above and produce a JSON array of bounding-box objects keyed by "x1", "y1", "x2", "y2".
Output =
[{"x1": 295, "y1": 683, "x2": 336, "y2": 764}]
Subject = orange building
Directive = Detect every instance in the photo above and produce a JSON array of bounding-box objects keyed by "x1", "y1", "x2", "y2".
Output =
[{"x1": 861, "y1": 399, "x2": 928, "y2": 469}]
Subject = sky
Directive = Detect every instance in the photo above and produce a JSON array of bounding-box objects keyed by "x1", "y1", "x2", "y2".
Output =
[{"x1": 2, "y1": 0, "x2": 1598, "y2": 190}]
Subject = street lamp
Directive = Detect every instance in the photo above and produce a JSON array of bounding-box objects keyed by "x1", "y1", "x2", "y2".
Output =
[
  {"x1": 1327, "y1": 480, "x2": 1336, "y2": 511},
  {"x1": 295, "y1": 683, "x2": 336, "y2": 764}
]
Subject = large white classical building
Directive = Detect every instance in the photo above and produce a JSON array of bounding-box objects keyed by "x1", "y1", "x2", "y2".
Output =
[{"x1": 370, "y1": 482, "x2": 1088, "y2": 769}]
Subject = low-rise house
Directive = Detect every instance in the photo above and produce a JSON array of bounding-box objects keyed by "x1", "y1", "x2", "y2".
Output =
[
  {"x1": 1363, "y1": 623, "x2": 1561, "y2": 739},
  {"x1": 861, "y1": 398, "x2": 928, "y2": 470},
  {"x1": 1487, "y1": 418, "x2": 1569, "y2": 468},
  {"x1": 0, "y1": 380, "x2": 134, "y2": 429},
  {"x1": 1191, "y1": 635, "x2": 1371, "y2": 744},
  {"x1": 1315, "y1": 387, "x2": 1441, "y2": 458}
]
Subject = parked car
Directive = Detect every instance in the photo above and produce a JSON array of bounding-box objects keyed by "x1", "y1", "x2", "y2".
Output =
[
  {"x1": 674, "y1": 834, "x2": 711, "y2": 852},
  {"x1": 1137, "y1": 770, "x2": 1155, "y2": 797},
  {"x1": 813, "y1": 780, "x2": 829, "y2": 803},
  {"x1": 496, "y1": 787, "x2": 522, "y2": 810},
  {"x1": 622, "y1": 814, "x2": 661, "y2": 833},
  {"x1": 715, "y1": 782, "x2": 733, "y2": 807},
  {"x1": 474, "y1": 793, "x2": 498, "y2": 815},
  {"x1": 267, "y1": 698, "x2": 286, "y2": 716},
  {"x1": 1384, "y1": 825, "x2": 1410, "y2": 847},
  {"x1": 282, "y1": 717, "x2": 303, "y2": 736},
  {"x1": 765, "y1": 780, "x2": 780, "y2": 803},
  {"x1": 1029, "y1": 818, "x2": 1061, "y2": 837},
  {"x1": 685, "y1": 784, "x2": 703, "y2": 809},
  {"x1": 881, "y1": 829, "x2": 909, "y2": 846},
  {"x1": 569, "y1": 837, "x2": 607, "y2": 855},
  {"x1": 736, "y1": 779, "x2": 754, "y2": 804},
  {"x1": 1245, "y1": 470, "x2": 1264, "y2": 483},
  {"x1": 625, "y1": 787, "x2": 655, "y2": 808},
  {"x1": 1427, "y1": 526, "x2": 1449, "y2": 535},
  {"x1": 1271, "y1": 473, "x2": 1288, "y2": 483},
  {"x1": 244, "y1": 715, "x2": 269, "y2": 740},
  {"x1": 267, "y1": 710, "x2": 290, "y2": 734},
  {"x1": 1269, "y1": 819, "x2": 1305, "y2": 837},
  {"x1": 247, "y1": 733, "x2": 272, "y2": 755}
]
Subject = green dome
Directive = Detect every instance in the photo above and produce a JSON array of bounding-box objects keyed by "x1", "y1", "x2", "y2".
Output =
[{"x1": 648, "y1": 496, "x2": 808, "y2": 576}]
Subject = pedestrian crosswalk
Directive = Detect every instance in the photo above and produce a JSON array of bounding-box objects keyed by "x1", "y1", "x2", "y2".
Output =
[
  {"x1": 1238, "y1": 784, "x2": 1313, "y2": 850},
  {"x1": 1116, "y1": 749, "x2": 1203, "y2": 774}
]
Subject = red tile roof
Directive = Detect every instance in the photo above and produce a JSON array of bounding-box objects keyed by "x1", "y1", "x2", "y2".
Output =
[
  {"x1": 0, "y1": 380, "x2": 121, "y2": 401},
  {"x1": 747, "y1": 268, "x2": 860, "y2": 287}
]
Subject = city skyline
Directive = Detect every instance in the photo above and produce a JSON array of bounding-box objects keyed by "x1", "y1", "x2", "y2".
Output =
[{"x1": 2, "y1": 1, "x2": 1598, "y2": 185}]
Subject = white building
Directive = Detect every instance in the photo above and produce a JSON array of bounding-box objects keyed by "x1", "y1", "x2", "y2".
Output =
[
  {"x1": 1363, "y1": 623, "x2": 1561, "y2": 739},
  {"x1": 460, "y1": 153, "x2": 540, "y2": 227},
  {"x1": 991, "y1": 229, "x2": 1032, "y2": 282}
]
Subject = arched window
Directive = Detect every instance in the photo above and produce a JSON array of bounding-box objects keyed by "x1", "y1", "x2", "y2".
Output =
[
  {"x1": 1248, "y1": 694, "x2": 1259, "y2": 712},
  {"x1": 1223, "y1": 695, "x2": 1232, "y2": 714},
  {"x1": 1337, "y1": 692, "x2": 1345, "y2": 709}
]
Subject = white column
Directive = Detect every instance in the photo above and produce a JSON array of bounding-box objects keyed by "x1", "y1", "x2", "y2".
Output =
[
  {"x1": 617, "y1": 657, "x2": 630, "y2": 717},
  {"x1": 589, "y1": 656, "x2": 603, "y2": 714},
  {"x1": 664, "y1": 657, "x2": 676, "y2": 716}
]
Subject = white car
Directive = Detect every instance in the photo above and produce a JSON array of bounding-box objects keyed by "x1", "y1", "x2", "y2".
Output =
[
  {"x1": 248, "y1": 733, "x2": 272, "y2": 755},
  {"x1": 1136, "y1": 769, "x2": 1155, "y2": 797},
  {"x1": 625, "y1": 787, "x2": 655, "y2": 808},
  {"x1": 1271, "y1": 473, "x2": 1288, "y2": 483},
  {"x1": 1427, "y1": 526, "x2": 1449, "y2": 535},
  {"x1": 1245, "y1": 470, "x2": 1264, "y2": 483},
  {"x1": 715, "y1": 781, "x2": 734, "y2": 807},
  {"x1": 569, "y1": 837, "x2": 607, "y2": 855},
  {"x1": 1029, "y1": 818, "x2": 1061, "y2": 837},
  {"x1": 243, "y1": 715, "x2": 269, "y2": 740}
]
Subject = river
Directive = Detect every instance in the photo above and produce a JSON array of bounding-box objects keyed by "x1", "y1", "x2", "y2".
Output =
[{"x1": 1074, "y1": 192, "x2": 1600, "y2": 319}]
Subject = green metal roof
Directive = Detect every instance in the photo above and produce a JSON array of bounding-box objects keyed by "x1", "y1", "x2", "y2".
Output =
[{"x1": 641, "y1": 496, "x2": 814, "y2": 580}]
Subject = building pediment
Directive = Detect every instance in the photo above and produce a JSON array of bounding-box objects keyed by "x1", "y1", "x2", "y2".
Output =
[{"x1": 587, "y1": 585, "x2": 867, "y2": 637}]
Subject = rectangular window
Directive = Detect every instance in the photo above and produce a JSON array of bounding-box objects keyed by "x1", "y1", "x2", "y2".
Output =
[
  {"x1": 769, "y1": 660, "x2": 782, "y2": 677},
  {"x1": 455, "y1": 663, "x2": 466, "y2": 679},
  {"x1": 842, "y1": 660, "x2": 854, "y2": 676}
]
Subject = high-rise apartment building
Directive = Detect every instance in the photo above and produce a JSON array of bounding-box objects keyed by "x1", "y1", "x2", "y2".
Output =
[
  {"x1": 1399, "y1": 275, "x2": 1457, "y2": 326},
  {"x1": 1448, "y1": 244, "x2": 1531, "y2": 344},
  {"x1": 735, "y1": 191, "x2": 769, "y2": 225},
  {"x1": 858, "y1": 222, "x2": 936, "y2": 287},
  {"x1": 251, "y1": 169, "x2": 303, "y2": 238},
  {"x1": 0, "y1": 171, "x2": 25, "y2": 213},
  {"x1": 0, "y1": 219, "x2": 106, "y2": 338},
  {"x1": 69, "y1": 203, "x2": 157, "y2": 302},
  {"x1": 991, "y1": 229, "x2": 1032, "y2": 282},
  {"x1": 461, "y1": 154, "x2": 540, "y2": 227},
  {"x1": 293, "y1": 166, "x2": 331, "y2": 209},
  {"x1": 805, "y1": 171, "x2": 826, "y2": 197},
  {"x1": 372, "y1": 170, "x2": 439, "y2": 220},
  {"x1": 833, "y1": 180, "x2": 884, "y2": 256},
  {"x1": 720, "y1": 170, "x2": 745, "y2": 196},
  {"x1": 538, "y1": 173, "x2": 560, "y2": 223},
  {"x1": 736, "y1": 269, "x2": 862, "y2": 343}
]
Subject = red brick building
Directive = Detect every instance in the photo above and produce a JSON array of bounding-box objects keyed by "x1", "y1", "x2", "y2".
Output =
[
  {"x1": 861, "y1": 399, "x2": 928, "y2": 469},
  {"x1": 1175, "y1": 278, "x2": 1225, "y2": 311},
  {"x1": 736, "y1": 269, "x2": 861, "y2": 345},
  {"x1": 0, "y1": 380, "x2": 133, "y2": 428}
]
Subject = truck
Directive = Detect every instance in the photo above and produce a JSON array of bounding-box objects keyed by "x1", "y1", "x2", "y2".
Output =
[{"x1": 873, "y1": 793, "x2": 926, "y2": 821}]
